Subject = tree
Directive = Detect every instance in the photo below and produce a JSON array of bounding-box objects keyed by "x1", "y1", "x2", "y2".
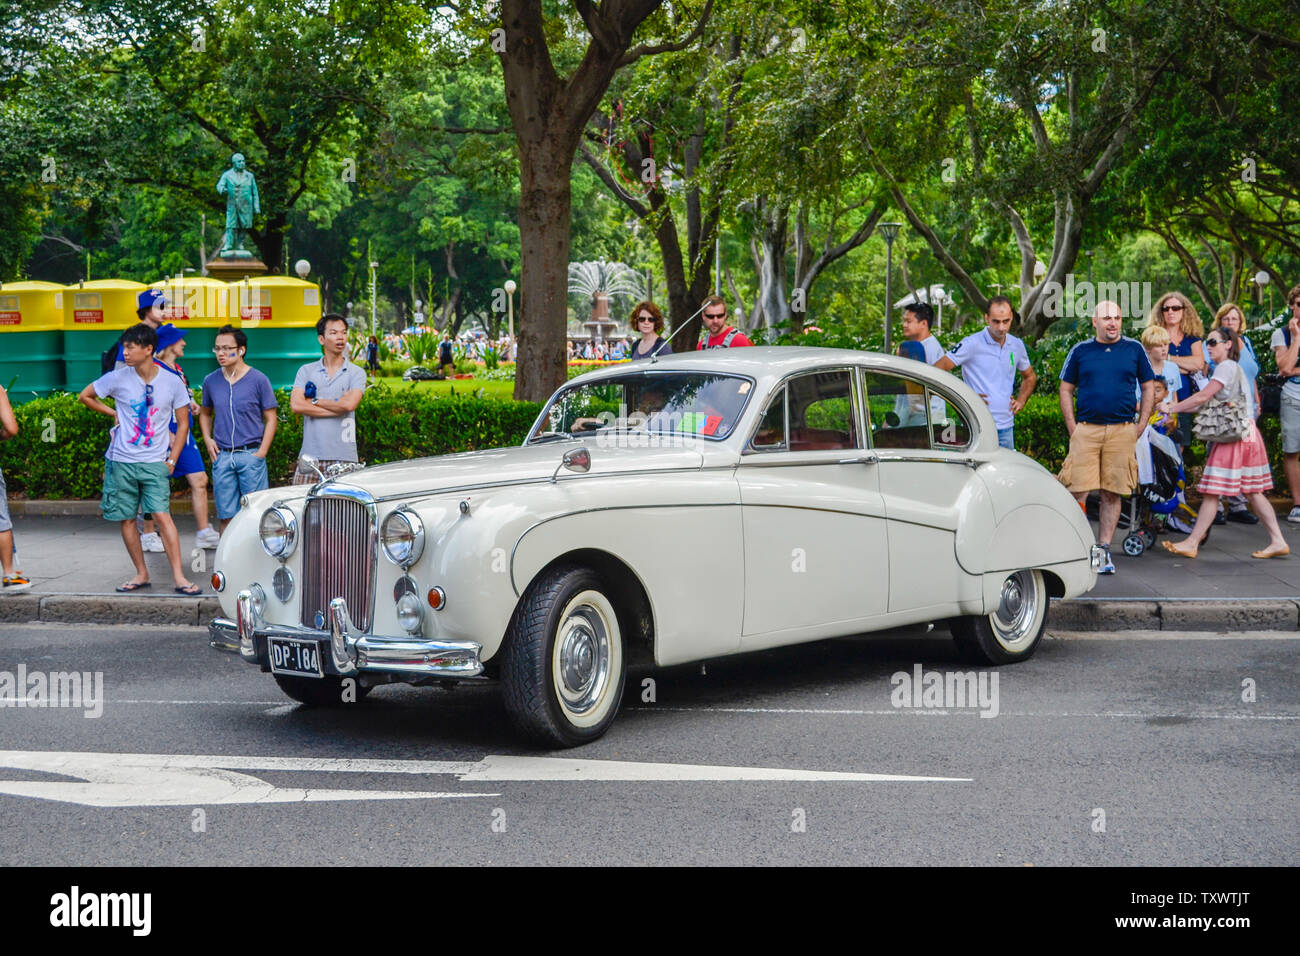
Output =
[{"x1": 491, "y1": 0, "x2": 715, "y2": 400}]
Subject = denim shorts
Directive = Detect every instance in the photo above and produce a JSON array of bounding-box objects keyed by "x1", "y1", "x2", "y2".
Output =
[{"x1": 213, "y1": 450, "x2": 269, "y2": 519}]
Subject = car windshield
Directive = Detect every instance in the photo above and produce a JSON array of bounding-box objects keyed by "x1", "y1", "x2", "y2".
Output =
[{"x1": 529, "y1": 372, "x2": 755, "y2": 443}]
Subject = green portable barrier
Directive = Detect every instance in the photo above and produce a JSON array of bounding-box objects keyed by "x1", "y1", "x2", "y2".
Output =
[
  {"x1": 61, "y1": 279, "x2": 147, "y2": 393},
  {"x1": 0, "y1": 280, "x2": 65, "y2": 401}
]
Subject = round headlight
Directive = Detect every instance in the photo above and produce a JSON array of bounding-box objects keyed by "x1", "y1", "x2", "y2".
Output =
[
  {"x1": 380, "y1": 508, "x2": 425, "y2": 567},
  {"x1": 258, "y1": 507, "x2": 297, "y2": 558}
]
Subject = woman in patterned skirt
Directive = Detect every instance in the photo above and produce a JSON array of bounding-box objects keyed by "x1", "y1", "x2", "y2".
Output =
[{"x1": 1160, "y1": 327, "x2": 1289, "y2": 559}]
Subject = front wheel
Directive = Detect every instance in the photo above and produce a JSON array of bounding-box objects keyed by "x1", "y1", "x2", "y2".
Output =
[
  {"x1": 501, "y1": 564, "x2": 626, "y2": 748},
  {"x1": 950, "y1": 569, "x2": 1048, "y2": 665}
]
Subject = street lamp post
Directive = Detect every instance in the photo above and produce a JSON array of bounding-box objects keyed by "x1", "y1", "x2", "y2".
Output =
[
  {"x1": 369, "y1": 259, "x2": 379, "y2": 337},
  {"x1": 1255, "y1": 270, "x2": 1271, "y2": 321},
  {"x1": 504, "y1": 279, "x2": 517, "y2": 360},
  {"x1": 879, "y1": 222, "x2": 902, "y2": 353}
]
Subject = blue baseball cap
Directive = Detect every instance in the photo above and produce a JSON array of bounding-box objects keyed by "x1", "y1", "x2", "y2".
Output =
[
  {"x1": 138, "y1": 288, "x2": 168, "y2": 311},
  {"x1": 155, "y1": 323, "x2": 186, "y2": 351}
]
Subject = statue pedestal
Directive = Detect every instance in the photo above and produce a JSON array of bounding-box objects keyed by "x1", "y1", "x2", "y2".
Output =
[{"x1": 205, "y1": 255, "x2": 268, "y2": 282}]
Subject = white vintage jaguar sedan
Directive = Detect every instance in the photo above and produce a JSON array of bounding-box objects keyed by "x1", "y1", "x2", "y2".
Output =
[{"x1": 209, "y1": 347, "x2": 1099, "y2": 747}]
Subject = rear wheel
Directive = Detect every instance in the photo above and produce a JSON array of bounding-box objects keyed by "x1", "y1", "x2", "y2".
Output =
[
  {"x1": 951, "y1": 569, "x2": 1048, "y2": 665},
  {"x1": 272, "y1": 673, "x2": 370, "y2": 706},
  {"x1": 501, "y1": 564, "x2": 626, "y2": 748}
]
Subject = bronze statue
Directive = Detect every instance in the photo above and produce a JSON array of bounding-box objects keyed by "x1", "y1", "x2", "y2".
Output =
[{"x1": 216, "y1": 153, "x2": 260, "y2": 258}]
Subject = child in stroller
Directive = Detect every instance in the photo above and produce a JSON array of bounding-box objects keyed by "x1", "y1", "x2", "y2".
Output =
[{"x1": 1121, "y1": 380, "x2": 1201, "y2": 555}]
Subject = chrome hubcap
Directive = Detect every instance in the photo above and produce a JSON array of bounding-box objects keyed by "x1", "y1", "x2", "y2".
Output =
[
  {"x1": 992, "y1": 570, "x2": 1038, "y2": 650},
  {"x1": 556, "y1": 604, "x2": 610, "y2": 716}
]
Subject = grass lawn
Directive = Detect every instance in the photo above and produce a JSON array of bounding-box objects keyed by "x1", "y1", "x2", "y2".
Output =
[{"x1": 371, "y1": 375, "x2": 518, "y2": 401}]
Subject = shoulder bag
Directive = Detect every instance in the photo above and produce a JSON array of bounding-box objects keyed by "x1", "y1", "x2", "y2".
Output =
[{"x1": 1192, "y1": 363, "x2": 1250, "y2": 444}]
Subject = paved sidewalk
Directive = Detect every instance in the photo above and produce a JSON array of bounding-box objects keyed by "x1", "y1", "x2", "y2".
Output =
[{"x1": 1, "y1": 508, "x2": 1298, "y2": 630}]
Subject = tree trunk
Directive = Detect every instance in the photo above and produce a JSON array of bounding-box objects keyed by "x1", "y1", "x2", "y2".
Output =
[{"x1": 513, "y1": 144, "x2": 572, "y2": 400}]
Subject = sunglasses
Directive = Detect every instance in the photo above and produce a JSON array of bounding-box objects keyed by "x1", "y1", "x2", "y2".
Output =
[
  {"x1": 637, "y1": 315, "x2": 654, "y2": 322},
  {"x1": 1205, "y1": 337, "x2": 1225, "y2": 346},
  {"x1": 703, "y1": 311, "x2": 726, "y2": 319},
  {"x1": 144, "y1": 383, "x2": 154, "y2": 408},
  {"x1": 1161, "y1": 304, "x2": 1184, "y2": 312}
]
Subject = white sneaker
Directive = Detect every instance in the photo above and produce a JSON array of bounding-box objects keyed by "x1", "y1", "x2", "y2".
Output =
[
  {"x1": 1287, "y1": 507, "x2": 1300, "y2": 524},
  {"x1": 139, "y1": 531, "x2": 165, "y2": 553},
  {"x1": 195, "y1": 527, "x2": 221, "y2": 549}
]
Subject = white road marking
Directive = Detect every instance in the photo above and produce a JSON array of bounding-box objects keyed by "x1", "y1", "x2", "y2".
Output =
[
  {"x1": 629, "y1": 706, "x2": 1298, "y2": 719},
  {"x1": 0, "y1": 750, "x2": 967, "y2": 807}
]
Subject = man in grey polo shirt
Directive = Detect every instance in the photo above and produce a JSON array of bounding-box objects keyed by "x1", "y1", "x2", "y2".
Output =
[
  {"x1": 936, "y1": 295, "x2": 1037, "y2": 449},
  {"x1": 290, "y1": 313, "x2": 366, "y2": 484}
]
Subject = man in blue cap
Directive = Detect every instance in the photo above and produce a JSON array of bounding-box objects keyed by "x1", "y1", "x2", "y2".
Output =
[{"x1": 105, "y1": 289, "x2": 171, "y2": 372}]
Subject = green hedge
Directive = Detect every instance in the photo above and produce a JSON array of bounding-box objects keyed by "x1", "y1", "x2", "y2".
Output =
[
  {"x1": 0, "y1": 385, "x2": 1288, "y2": 500},
  {"x1": 1, "y1": 385, "x2": 542, "y2": 499}
]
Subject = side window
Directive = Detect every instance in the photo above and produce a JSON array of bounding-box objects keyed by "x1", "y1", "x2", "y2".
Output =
[
  {"x1": 750, "y1": 387, "x2": 787, "y2": 450},
  {"x1": 927, "y1": 389, "x2": 972, "y2": 448},
  {"x1": 787, "y1": 371, "x2": 859, "y2": 451},
  {"x1": 863, "y1": 372, "x2": 931, "y2": 449},
  {"x1": 863, "y1": 372, "x2": 971, "y2": 450}
]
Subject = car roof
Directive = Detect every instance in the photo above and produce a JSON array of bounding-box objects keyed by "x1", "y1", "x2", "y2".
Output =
[{"x1": 568, "y1": 346, "x2": 953, "y2": 390}]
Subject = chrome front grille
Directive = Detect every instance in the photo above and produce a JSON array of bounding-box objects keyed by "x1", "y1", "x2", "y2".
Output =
[{"x1": 300, "y1": 495, "x2": 376, "y2": 631}]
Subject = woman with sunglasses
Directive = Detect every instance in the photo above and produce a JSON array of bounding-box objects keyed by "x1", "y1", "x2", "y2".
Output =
[
  {"x1": 1160, "y1": 327, "x2": 1288, "y2": 559},
  {"x1": 1146, "y1": 292, "x2": 1206, "y2": 405},
  {"x1": 628, "y1": 301, "x2": 673, "y2": 360}
]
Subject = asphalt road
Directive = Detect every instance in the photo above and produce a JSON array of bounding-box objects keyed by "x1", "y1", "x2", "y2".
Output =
[{"x1": 0, "y1": 622, "x2": 1295, "y2": 866}]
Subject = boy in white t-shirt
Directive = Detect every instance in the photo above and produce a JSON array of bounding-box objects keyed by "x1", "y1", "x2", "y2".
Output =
[
  {"x1": 1138, "y1": 325, "x2": 1184, "y2": 402},
  {"x1": 78, "y1": 323, "x2": 200, "y2": 594}
]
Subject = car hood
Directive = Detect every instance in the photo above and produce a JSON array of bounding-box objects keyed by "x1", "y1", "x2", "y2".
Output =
[{"x1": 321, "y1": 441, "x2": 708, "y2": 500}]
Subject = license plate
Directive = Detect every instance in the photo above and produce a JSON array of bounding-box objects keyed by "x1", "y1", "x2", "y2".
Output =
[{"x1": 268, "y1": 637, "x2": 323, "y2": 678}]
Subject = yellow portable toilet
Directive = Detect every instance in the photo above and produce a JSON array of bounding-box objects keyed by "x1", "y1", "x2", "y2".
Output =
[
  {"x1": 146, "y1": 275, "x2": 235, "y2": 387},
  {"x1": 227, "y1": 276, "x2": 324, "y2": 390},
  {"x1": 0, "y1": 280, "x2": 65, "y2": 400},
  {"x1": 61, "y1": 279, "x2": 147, "y2": 389}
]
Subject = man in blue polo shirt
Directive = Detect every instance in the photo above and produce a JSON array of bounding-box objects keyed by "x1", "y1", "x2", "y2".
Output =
[
  {"x1": 1058, "y1": 300, "x2": 1155, "y2": 574},
  {"x1": 936, "y1": 296, "x2": 1037, "y2": 449}
]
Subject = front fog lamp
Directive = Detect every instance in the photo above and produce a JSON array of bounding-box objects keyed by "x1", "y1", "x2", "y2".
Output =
[
  {"x1": 259, "y1": 507, "x2": 297, "y2": 558},
  {"x1": 248, "y1": 582, "x2": 267, "y2": 622},
  {"x1": 380, "y1": 508, "x2": 425, "y2": 567},
  {"x1": 395, "y1": 592, "x2": 424, "y2": 634}
]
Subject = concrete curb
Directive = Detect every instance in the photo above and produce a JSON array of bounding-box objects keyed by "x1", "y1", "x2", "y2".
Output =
[
  {"x1": 9, "y1": 499, "x2": 214, "y2": 517},
  {"x1": 0, "y1": 593, "x2": 222, "y2": 626},
  {"x1": 1051, "y1": 598, "x2": 1300, "y2": 631}
]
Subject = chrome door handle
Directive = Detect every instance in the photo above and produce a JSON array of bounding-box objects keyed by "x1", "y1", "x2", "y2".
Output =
[{"x1": 838, "y1": 453, "x2": 879, "y2": 465}]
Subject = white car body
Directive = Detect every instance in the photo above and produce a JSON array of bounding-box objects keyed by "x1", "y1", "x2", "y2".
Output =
[{"x1": 210, "y1": 347, "x2": 1098, "y2": 746}]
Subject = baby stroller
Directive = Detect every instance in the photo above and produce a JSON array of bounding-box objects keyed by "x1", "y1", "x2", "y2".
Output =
[{"x1": 1120, "y1": 426, "x2": 1200, "y2": 555}]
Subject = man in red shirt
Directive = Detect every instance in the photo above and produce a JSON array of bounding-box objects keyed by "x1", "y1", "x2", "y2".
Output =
[{"x1": 695, "y1": 295, "x2": 753, "y2": 349}]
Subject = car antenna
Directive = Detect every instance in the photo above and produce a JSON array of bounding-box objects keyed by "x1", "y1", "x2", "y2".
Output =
[{"x1": 650, "y1": 302, "x2": 709, "y2": 364}]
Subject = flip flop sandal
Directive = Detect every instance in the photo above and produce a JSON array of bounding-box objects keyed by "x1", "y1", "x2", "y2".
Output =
[
  {"x1": 174, "y1": 584, "x2": 203, "y2": 595},
  {"x1": 115, "y1": 581, "x2": 152, "y2": 592}
]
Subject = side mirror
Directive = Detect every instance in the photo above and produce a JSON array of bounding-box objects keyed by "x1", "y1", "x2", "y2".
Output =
[{"x1": 551, "y1": 448, "x2": 591, "y2": 483}]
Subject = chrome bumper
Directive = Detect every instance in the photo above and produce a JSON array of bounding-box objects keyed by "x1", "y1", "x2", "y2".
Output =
[{"x1": 208, "y1": 590, "x2": 483, "y2": 680}]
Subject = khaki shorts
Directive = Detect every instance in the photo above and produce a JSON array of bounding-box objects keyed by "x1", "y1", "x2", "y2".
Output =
[{"x1": 1058, "y1": 422, "x2": 1139, "y2": 495}]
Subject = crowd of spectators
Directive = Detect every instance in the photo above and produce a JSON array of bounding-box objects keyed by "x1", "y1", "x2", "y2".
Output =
[{"x1": 0, "y1": 284, "x2": 1296, "y2": 596}]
